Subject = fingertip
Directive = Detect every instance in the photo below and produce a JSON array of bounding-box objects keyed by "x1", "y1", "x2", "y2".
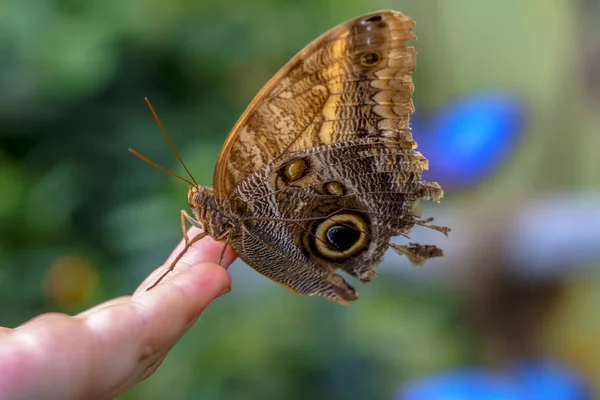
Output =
[
  {"x1": 168, "y1": 262, "x2": 231, "y2": 304},
  {"x1": 178, "y1": 234, "x2": 237, "y2": 269},
  {"x1": 165, "y1": 229, "x2": 238, "y2": 272},
  {"x1": 136, "y1": 227, "x2": 238, "y2": 295}
]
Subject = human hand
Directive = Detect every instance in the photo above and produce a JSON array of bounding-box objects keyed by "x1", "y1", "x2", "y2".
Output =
[{"x1": 0, "y1": 228, "x2": 236, "y2": 400}]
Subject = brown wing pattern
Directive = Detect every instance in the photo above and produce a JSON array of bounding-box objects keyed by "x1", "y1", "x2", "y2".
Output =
[
  {"x1": 213, "y1": 10, "x2": 418, "y2": 197},
  {"x1": 230, "y1": 137, "x2": 444, "y2": 304}
]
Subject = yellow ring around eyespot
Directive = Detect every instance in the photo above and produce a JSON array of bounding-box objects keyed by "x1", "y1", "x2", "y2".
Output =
[{"x1": 314, "y1": 214, "x2": 368, "y2": 259}]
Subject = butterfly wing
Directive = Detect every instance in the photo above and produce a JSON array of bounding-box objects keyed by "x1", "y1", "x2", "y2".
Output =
[
  {"x1": 214, "y1": 10, "x2": 418, "y2": 197},
  {"x1": 213, "y1": 10, "x2": 448, "y2": 303},
  {"x1": 230, "y1": 138, "x2": 446, "y2": 304}
]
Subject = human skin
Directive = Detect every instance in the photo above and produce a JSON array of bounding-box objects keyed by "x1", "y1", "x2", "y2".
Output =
[{"x1": 0, "y1": 227, "x2": 236, "y2": 400}]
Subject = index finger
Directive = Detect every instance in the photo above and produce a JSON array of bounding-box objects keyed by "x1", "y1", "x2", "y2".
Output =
[
  {"x1": 81, "y1": 233, "x2": 235, "y2": 392},
  {"x1": 84, "y1": 227, "x2": 236, "y2": 347}
]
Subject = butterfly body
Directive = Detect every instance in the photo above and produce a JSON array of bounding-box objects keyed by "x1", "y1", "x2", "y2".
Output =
[
  {"x1": 188, "y1": 186, "x2": 240, "y2": 241},
  {"x1": 148, "y1": 10, "x2": 449, "y2": 304}
]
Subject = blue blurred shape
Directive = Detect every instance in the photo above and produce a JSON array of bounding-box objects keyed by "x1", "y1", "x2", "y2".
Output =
[
  {"x1": 413, "y1": 92, "x2": 525, "y2": 189},
  {"x1": 513, "y1": 361, "x2": 592, "y2": 400},
  {"x1": 397, "y1": 360, "x2": 591, "y2": 400},
  {"x1": 399, "y1": 369, "x2": 523, "y2": 400}
]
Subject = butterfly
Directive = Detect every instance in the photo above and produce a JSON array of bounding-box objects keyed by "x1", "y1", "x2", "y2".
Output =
[{"x1": 132, "y1": 10, "x2": 449, "y2": 304}]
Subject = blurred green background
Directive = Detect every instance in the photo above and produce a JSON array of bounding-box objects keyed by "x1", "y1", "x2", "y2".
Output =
[{"x1": 1, "y1": 0, "x2": 600, "y2": 399}]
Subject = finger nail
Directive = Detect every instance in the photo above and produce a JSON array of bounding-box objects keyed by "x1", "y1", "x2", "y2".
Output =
[{"x1": 216, "y1": 285, "x2": 231, "y2": 298}]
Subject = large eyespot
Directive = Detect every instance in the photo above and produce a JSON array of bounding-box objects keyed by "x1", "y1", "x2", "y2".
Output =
[
  {"x1": 308, "y1": 213, "x2": 369, "y2": 260},
  {"x1": 360, "y1": 51, "x2": 380, "y2": 67},
  {"x1": 282, "y1": 158, "x2": 308, "y2": 182}
]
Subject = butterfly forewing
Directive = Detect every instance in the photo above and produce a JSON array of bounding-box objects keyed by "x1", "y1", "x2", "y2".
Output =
[{"x1": 213, "y1": 10, "x2": 418, "y2": 197}]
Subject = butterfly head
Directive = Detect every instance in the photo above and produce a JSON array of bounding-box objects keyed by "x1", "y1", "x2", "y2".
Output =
[
  {"x1": 187, "y1": 185, "x2": 236, "y2": 240},
  {"x1": 188, "y1": 185, "x2": 215, "y2": 209}
]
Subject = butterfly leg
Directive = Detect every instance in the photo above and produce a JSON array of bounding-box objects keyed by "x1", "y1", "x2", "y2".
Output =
[
  {"x1": 181, "y1": 210, "x2": 191, "y2": 244},
  {"x1": 181, "y1": 209, "x2": 204, "y2": 235},
  {"x1": 146, "y1": 231, "x2": 208, "y2": 290},
  {"x1": 145, "y1": 210, "x2": 206, "y2": 291},
  {"x1": 217, "y1": 232, "x2": 232, "y2": 265}
]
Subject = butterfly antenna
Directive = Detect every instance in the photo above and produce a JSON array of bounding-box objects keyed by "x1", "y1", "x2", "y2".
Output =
[
  {"x1": 128, "y1": 148, "x2": 196, "y2": 186},
  {"x1": 144, "y1": 97, "x2": 199, "y2": 188}
]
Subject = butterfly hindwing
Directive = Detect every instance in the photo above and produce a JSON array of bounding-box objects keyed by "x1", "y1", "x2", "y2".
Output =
[{"x1": 230, "y1": 137, "x2": 443, "y2": 303}]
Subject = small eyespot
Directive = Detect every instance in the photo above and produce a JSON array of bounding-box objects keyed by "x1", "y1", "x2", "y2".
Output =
[
  {"x1": 283, "y1": 158, "x2": 308, "y2": 182},
  {"x1": 364, "y1": 15, "x2": 382, "y2": 23},
  {"x1": 360, "y1": 51, "x2": 380, "y2": 67},
  {"x1": 325, "y1": 182, "x2": 345, "y2": 196}
]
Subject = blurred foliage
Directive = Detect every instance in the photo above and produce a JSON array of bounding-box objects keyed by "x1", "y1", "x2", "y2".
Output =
[{"x1": 1, "y1": 0, "x2": 599, "y2": 399}]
